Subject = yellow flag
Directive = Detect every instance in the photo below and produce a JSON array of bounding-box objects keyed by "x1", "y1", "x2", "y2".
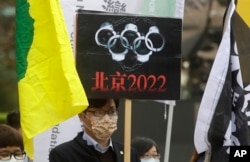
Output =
[
  {"x1": 16, "y1": 0, "x2": 88, "y2": 158},
  {"x1": 236, "y1": 0, "x2": 250, "y2": 27}
]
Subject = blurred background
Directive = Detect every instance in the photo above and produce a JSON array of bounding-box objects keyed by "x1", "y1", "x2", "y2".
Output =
[
  {"x1": 0, "y1": 0, "x2": 16, "y2": 121},
  {"x1": 0, "y1": 0, "x2": 228, "y2": 161}
]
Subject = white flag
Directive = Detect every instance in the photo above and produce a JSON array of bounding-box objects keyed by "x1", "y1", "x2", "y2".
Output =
[{"x1": 194, "y1": 0, "x2": 250, "y2": 161}]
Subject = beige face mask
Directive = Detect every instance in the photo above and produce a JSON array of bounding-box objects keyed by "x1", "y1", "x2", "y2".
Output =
[{"x1": 85, "y1": 115, "x2": 118, "y2": 140}]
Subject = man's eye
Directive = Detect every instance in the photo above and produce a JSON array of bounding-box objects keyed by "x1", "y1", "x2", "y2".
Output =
[
  {"x1": 96, "y1": 111, "x2": 105, "y2": 115},
  {"x1": 112, "y1": 111, "x2": 117, "y2": 114},
  {"x1": 14, "y1": 152, "x2": 23, "y2": 156},
  {"x1": 110, "y1": 110, "x2": 118, "y2": 115}
]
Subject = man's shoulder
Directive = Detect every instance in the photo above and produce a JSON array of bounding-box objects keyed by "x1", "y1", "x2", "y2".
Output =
[
  {"x1": 51, "y1": 132, "x2": 84, "y2": 152},
  {"x1": 51, "y1": 139, "x2": 75, "y2": 151}
]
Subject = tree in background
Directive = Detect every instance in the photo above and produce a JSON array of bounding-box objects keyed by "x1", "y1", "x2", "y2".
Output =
[{"x1": 0, "y1": 0, "x2": 17, "y2": 111}]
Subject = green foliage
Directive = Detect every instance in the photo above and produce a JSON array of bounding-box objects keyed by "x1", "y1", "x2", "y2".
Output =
[{"x1": 0, "y1": 112, "x2": 7, "y2": 124}]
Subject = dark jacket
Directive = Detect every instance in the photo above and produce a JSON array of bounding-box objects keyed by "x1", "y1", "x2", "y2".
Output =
[{"x1": 49, "y1": 132, "x2": 140, "y2": 162}]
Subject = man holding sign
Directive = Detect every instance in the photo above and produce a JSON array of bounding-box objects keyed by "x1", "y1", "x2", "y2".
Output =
[{"x1": 49, "y1": 98, "x2": 140, "y2": 162}]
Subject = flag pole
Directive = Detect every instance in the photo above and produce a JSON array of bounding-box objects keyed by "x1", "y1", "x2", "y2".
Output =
[
  {"x1": 124, "y1": 99, "x2": 132, "y2": 162},
  {"x1": 164, "y1": 101, "x2": 175, "y2": 162}
]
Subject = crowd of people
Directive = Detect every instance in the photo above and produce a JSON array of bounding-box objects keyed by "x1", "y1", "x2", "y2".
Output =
[{"x1": 1, "y1": 98, "x2": 163, "y2": 162}]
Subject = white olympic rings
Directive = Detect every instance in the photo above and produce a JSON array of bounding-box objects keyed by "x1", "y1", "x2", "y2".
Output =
[
  {"x1": 107, "y1": 35, "x2": 128, "y2": 61},
  {"x1": 133, "y1": 36, "x2": 153, "y2": 63},
  {"x1": 120, "y1": 23, "x2": 141, "y2": 50},
  {"x1": 145, "y1": 26, "x2": 165, "y2": 52},
  {"x1": 95, "y1": 22, "x2": 116, "y2": 48},
  {"x1": 95, "y1": 22, "x2": 165, "y2": 62}
]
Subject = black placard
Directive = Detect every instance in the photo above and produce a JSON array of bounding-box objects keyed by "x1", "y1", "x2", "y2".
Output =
[{"x1": 75, "y1": 10, "x2": 182, "y2": 99}]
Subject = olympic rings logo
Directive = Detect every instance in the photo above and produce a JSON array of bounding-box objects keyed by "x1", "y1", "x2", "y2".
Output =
[{"x1": 95, "y1": 22, "x2": 165, "y2": 63}]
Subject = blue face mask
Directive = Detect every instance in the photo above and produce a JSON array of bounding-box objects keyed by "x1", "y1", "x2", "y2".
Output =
[{"x1": 141, "y1": 158, "x2": 160, "y2": 162}]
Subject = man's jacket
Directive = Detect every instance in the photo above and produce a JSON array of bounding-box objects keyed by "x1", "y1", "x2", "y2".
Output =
[{"x1": 49, "y1": 132, "x2": 141, "y2": 162}]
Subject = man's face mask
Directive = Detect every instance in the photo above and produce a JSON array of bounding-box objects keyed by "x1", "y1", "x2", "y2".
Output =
[{"x1": 85, "y1": 114, "x2": 118, "y2": 140}]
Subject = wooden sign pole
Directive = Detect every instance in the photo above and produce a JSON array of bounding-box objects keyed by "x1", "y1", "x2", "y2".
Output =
[
  {"x1": 164, "y1": 102, "x2": 175, "y2": 162},
  {"x1": 124, "y1": 99, "x2": 132, "y2": 162}
]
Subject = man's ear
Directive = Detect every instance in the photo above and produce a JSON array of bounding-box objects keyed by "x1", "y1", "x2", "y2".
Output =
[{"x1": 78, "y1": 113, "x2": 85, "y2": 120}]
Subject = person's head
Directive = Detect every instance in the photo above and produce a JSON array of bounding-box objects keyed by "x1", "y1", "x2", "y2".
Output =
[
  {"x1": 131, "y1": 137, "x2": 160, "y2": 162},
  {"x1": 0, "y1": 124, "x2": 26, "y2": 162},
  {"x1": 6, "y1": 110, "x2": 21, "y2": 134},
  {"x1": 78, "y1": 98, "x2": 119, "y2": 142}
]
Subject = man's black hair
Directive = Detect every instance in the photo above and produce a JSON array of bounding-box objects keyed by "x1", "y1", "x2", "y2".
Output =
[{"x1": 87, "y1": 99, "x2": 119, "y2": 109}]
